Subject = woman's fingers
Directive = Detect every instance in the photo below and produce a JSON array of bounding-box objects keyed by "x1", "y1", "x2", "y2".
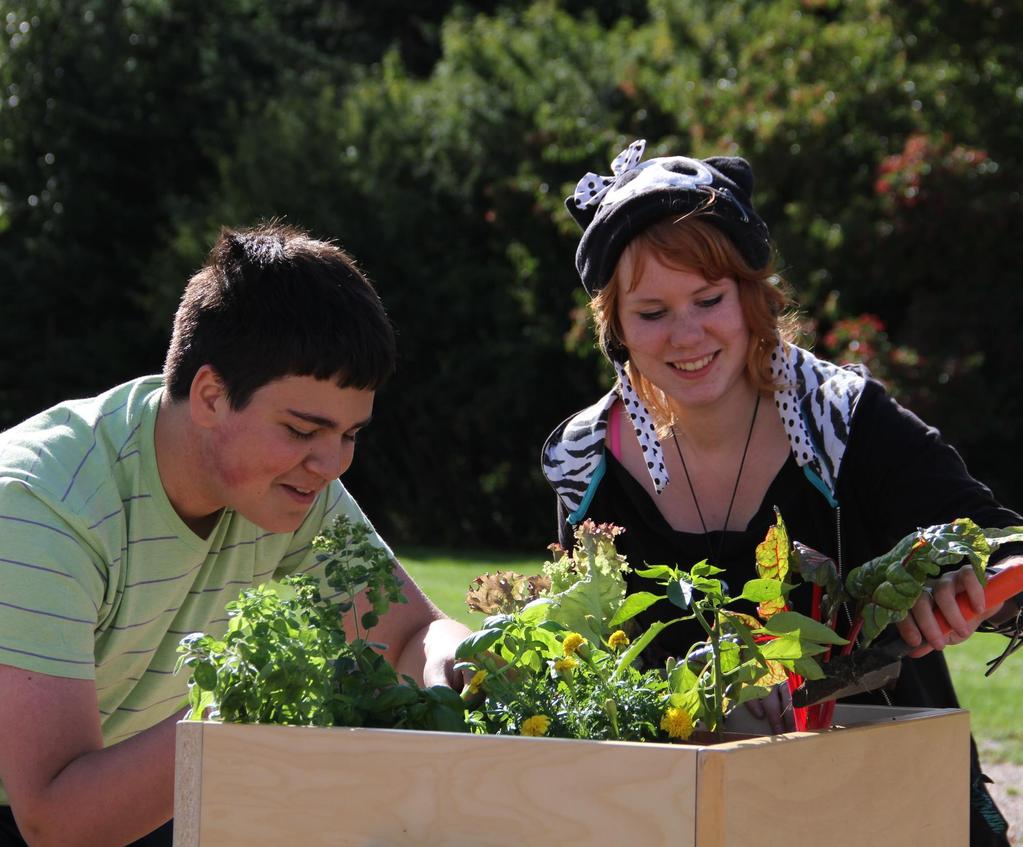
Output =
[
  {"x1": 898, "y1": 565, "x2": 994, "y2": 657},
  {"x1": 746, "y1": 683, "x2": 793, "y2": 734}
]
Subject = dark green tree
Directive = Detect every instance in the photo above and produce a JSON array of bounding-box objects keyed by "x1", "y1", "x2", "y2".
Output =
[{"x1": 3, "y1": 0, "x2": 1020, "y2": 546}]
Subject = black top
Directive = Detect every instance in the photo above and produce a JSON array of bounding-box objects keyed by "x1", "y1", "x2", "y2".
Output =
[{"x1": 556, "y1": 378, "x2": 1023, "y2": 712}]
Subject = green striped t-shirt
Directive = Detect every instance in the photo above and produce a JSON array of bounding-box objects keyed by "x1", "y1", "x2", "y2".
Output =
[{"x1": 0, "y1": 377, "x2": 391, "y2": 804}]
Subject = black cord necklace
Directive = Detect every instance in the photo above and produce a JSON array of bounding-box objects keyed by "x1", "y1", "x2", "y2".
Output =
[{"x1": 670, "y1": 393, "x2": 761, "y2": 567}]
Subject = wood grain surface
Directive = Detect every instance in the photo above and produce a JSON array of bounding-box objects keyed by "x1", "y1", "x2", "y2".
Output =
[{"x1": 174, "y1": 705, "x2": 968, "y2": 847}]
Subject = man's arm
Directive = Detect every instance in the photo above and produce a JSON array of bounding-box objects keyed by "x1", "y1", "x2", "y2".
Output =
[
  {"x1": 0, "y1": 665, "x2": 179, "y2": 847},
  {"x1": 347, "y1": 559, "x2": 471, "y2": 688}
]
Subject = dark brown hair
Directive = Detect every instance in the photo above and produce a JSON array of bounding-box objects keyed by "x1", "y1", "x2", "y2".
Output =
[{"x1": 163, "y1": 223, "x2": 396, "y2": 408}]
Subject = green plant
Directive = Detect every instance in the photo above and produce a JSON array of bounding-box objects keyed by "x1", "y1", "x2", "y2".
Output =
[
  {"x1": 456, "y1": 519, "x2": 842, "y2": 739},
  {"x1": 178, "y1": 512, "x2": 1022, "y2": 745},
  {"x1": 456, "y1": 514, "x2": 1023, "y2": 740},
  {"x1": 176, "y1": 515, "x2": 466, "y2": 732}
]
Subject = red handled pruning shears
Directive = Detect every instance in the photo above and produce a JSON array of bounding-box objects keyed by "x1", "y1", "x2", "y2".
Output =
[{"x1": 792, "y1": 564, "x2": 1023, "y2": 708}]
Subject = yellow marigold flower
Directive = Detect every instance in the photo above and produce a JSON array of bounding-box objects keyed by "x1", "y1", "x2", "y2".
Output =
[
  {"x1": 467, "y1": 670, "x2": 488, "y2": 695},
  {"x1": 521, "y1": 715, "x2": 551, "y2": 737},
  {"x1": 554, "y1": 657, "x2": 578, "y2": 673},
  {"x1": 562, "y1": 632, "x2": 586, "y2": 655},
  {"x1": 607, "y1": 630, "x2": 630, "y2": 651},
  {"x1": 660, "y1": 707, "x2": 695, "y2": 740}
]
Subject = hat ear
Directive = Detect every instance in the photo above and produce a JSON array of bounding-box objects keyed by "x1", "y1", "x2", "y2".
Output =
[
  {"x1": 564, "y1": 194, "x2": 598, "y2": 230},
  {"x1": 704, "y1": 156, "x2": 756, "y2": 199}
]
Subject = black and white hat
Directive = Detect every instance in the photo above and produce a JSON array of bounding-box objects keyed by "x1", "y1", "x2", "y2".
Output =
[{"x1": 566, "y1": 139, "x2": 771, "y2": 296}]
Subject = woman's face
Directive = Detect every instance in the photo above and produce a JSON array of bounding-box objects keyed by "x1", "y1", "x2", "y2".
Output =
[{"x1": 617, "y1": 253, "x2": 751, "y2": 411}]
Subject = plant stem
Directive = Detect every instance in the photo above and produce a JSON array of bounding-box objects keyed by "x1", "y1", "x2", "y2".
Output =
[
  {"x1": 693, "y1": 604, "x2": 725, "y2": 737},
  {"x1": 711, "y1": 613, "x2": 725, "y2": 738},
  {"x1": 818, "y1": 613, "x2": 864, "y2": 728}
]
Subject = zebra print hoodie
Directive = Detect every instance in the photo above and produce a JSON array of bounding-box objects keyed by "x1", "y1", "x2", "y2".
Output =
[{"x1": 541, "y1": 342, "x2": 865, "y2": 523}]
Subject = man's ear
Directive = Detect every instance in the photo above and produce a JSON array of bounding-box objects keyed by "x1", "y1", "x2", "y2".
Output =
[{"x1": 189, "y1": 365, "x2": 229, "y2": 429}]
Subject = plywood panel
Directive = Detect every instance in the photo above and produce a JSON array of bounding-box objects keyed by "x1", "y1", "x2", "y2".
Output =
[
  {"x1": 697, "y1": 709, "x2": 970, "y2": 847},
  {"x1": 183, "y1": 724, "x2": 700, "y2": 847},
  {"x1": 174, "y1": 706, "x2": 969, "y2": 847},
  {"x1": 173, "y1": 721, "x2": 203, "y2": 847}
]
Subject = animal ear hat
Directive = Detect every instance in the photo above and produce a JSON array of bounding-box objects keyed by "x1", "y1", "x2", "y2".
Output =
[{"x1": 565, "y1": 139, "x2": 771, "y2": 296}]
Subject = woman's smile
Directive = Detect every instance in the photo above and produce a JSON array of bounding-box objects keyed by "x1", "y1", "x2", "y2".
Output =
[{"x1": 669, "y1": 351, "x2": 718, "y2": 375}]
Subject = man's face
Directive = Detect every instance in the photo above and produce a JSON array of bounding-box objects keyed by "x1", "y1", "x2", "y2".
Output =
[{"x1": 200, "y1": 375, "x2": 375, "y2": 533}]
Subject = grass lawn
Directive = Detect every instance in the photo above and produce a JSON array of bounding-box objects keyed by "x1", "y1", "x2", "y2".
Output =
[
  {"x1": 399, "y1": 546, "x2": 539, "y2": 632},
  {"x1": 401, "y1": 548, "x2": 1023, "y2": 762},
  {"x1": 946, "y1": 633, "x2": 1023, "y2": 764}
]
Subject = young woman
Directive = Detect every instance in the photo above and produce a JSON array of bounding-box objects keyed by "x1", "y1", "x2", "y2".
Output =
[{"x1": 542, "y1": 140, "x2": 1022, "y2": 846}]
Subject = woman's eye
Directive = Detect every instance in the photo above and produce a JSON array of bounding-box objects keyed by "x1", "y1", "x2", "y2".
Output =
[
  {"x1": 286, "y1": 425, "x2": 316, "y2": 441},
  {"x1": 637, "y1": 309, "x2": 667, "y2": 321},
  {"x1": 697, "y1": 294, "x2": 724, "y2": 309}
]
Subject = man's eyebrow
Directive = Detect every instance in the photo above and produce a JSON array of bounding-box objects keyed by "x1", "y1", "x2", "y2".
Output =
[
  {"x1": 286, "y1": 410, "x2": 373, "y2": 430},
  {"x1": 287, "y1": 410, "x2": 338, "y2": 429}
]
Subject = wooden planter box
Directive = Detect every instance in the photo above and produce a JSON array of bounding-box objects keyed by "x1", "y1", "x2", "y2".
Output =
[{"x1": 174, "y1": 704, "x2": 968, "y2": 846}]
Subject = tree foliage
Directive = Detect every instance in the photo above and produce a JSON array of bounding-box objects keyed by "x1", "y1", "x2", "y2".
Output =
[{"x1": 2, "y1": 0, "x2": 1021, "y2": 547}]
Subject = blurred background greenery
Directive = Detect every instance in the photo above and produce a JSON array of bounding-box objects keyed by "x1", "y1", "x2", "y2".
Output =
[{"x1": 2, "y1": 0, "x2": 1021, "y2": 552}]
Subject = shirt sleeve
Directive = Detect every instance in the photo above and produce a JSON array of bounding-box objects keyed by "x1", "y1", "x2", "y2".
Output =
[
  {"x1": 0, "y1": 480, "x2": 104, "y2": 679},
  {"x1": 272, "y1": 479, "x2": 394, "y2": 604},
  {"x1": 845, "y1": 381, "x2": 1023, "y2": 556}
]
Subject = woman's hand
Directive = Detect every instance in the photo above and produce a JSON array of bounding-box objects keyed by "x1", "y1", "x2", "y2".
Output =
[
  {"x1": 897, "y1": 564, "x2": 1002, "y2": 658},
  {"x1": 744, "y1": 682, "x2": 795, "y2": 734}
]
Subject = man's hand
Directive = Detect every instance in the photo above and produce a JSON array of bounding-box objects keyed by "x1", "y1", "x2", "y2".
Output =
[
  {"x1": 350, "y1": 558, "x2": 471, "y2": 688},
  {"x1": 414, "y1": 618, "x2": 473, "y2": 689}
]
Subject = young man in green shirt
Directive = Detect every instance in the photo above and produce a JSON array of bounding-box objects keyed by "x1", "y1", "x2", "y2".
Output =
[{"x1": 0, "y1": 224, "x2": 469, "y2": 846}]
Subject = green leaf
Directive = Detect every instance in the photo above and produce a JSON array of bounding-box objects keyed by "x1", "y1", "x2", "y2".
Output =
[
  {"x1": 540, "y1": 522, "x2": 630, "y2": 643},
  {"x1": 792, "y1": 542, "x2": 842, "y2": 592},
  {"x1": 860, "y1": 604, "x2": 898, "y2": 645},
  {"x1": 736, "y1": 578, "x2": 786, "y2": 603},
  {"x1": 791, "y1": 656, "x2": 825, "y2": 681},
  {"x1": 373, "y1": 685, "x2": 420, "y2": 711},
  {"x1": 669, "y1": 660, "x2": 700, "y2": 695},
  {"x1": 667, "y1": 578, "x2": 694, "y2": 611},
  {"x1": 758, "y1": 611, "x2": 848, "y2": 645},
  {"x1": 518, "y1": 598, "x2": 554, "y2": 622},
  {"x1": 718, "y1": 639, "x2": 742, "y2": 674},
  {"x1": 689, "y1": 575, "x2": 724, "y2": 599},
  {"x1": 634, "y1": 565, "x2": 678, "y2": 580},
  {"x1": 691, "y1": 561, "x2": 726, "y2": 577},
  {"x1": 608, "y1": 591, "x2": 662, "y2": 627},
  {"x1": 719, "y1": 612, "x2": 762, "y2": 655},
  {"x1": 421, "y1": 684, "x2": 467, "y2": 711},
  {"x1": 192, "y1": 661, "x2": 218, "y2": 692},
  {"x1": 758, "y1": 633, "x2": 830, "y2": 660},
  {"x1": 481, "y1": 614, "x2": 514, "y2": 629},
  {"x1": 454, "y1": 628, "x2": 503, "y2": 659},
  {"x1": 611, "y1": 619, "x2": 676, "y2": 681},
  {"x1": 186, "y1": 687, "x2": 217, "y2": 721}
]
